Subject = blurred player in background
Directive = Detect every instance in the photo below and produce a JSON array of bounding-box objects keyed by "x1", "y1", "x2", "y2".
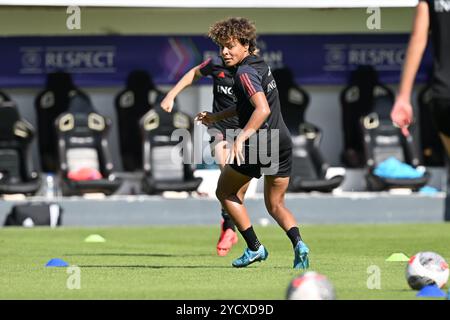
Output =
[
  {"x1": 160, "y1": 53, "x2": 245, "y2": 257},
  {"x1": 391, "y1": 0, "x2": 450, "y2": 161},
  {"x1": 196, "y1": 17, "x2": 310, "y2": 269}
]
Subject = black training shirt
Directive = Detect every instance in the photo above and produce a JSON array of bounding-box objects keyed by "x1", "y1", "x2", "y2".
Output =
[
  {"x1": 199, "y1": 56, "x2": 240, "y2": 131},
  {"x1": 420, "y1": 0, "x2": 450, "y2": 98},
  {"x1": 233, "y1": 55, "x2": 292, "y2": 154}
]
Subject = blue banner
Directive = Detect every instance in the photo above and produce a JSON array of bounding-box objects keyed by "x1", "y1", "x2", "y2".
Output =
[{"x1": 0, "y1": 34, "x2": 432, "y2": 87}]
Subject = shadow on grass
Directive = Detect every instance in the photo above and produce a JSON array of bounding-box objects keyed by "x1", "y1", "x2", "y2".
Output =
[
  {"x1": 76, "y1": 264, "x2": 298, "y2": 270},
  {"x1": 78, "y1": 265, "x2": 230, "y2": 269},
  {"x1": 381, "y1": 289, "x2": 420, "y2": 293},
  {"x1": 65, "y1": 253, "x2": 213, "y2": 258}
]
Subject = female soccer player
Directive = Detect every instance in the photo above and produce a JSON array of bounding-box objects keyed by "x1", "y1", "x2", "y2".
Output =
[
  {"x1": 195, "y1": 17, "x2": 310, "y2": 269},
  {"x1": 160, "y1": 54, "x2": 248, "y2": 256},
  {"x1": 391, "y1": 0, "x2": 450, "y2": 158}
]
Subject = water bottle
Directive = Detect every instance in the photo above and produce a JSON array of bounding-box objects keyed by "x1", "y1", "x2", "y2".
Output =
[{"x1": 45, "y1": 174, "x2": 56, "y2": 199}]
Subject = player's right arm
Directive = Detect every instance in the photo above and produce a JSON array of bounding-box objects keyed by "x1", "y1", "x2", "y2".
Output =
[
  {"x1": 391, "y1": 1, "x2": 429, "y2": 136},
  {"x1": 160, "y1": 66, "x2": 204, "y2": 112},
  {"x1": 194, "y1": 106, "x2": 237, "y2": 126}
]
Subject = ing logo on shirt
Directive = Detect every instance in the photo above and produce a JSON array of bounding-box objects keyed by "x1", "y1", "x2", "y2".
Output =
[
  {"x1": 266, "y1": 79, "x2": 277, "y2": 94},
  {"x1": 435, "y1": 0, "x2": 450, "y2": 12},
  {"x1": 217, "y1": 85, "x2": 234, "y2": 96}
]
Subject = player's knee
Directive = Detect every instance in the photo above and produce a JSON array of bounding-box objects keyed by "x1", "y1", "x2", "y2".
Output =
[{"x1": 430, "y1": 99, "x2": 450, "y2": 137}]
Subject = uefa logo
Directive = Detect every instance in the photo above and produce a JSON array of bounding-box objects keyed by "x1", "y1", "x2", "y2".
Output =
[
  {"x1": 21, "y1": 51, "x2": 42, "y2": 69},
  {"x1": 324, "y1": 46, "x2": 346, "y2": 70},
  {"x1": 326, "y1": 48, "x2": 345, "y2": 66}
]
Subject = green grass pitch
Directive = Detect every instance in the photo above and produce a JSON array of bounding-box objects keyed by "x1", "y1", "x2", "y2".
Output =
[{"x1": 0, "y1": 223, "x2": 449, "y2": 299}]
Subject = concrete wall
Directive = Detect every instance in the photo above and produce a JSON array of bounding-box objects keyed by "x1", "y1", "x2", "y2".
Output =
[{"x1": 0, "y1": 7, "x2": 415, "y2": 35}]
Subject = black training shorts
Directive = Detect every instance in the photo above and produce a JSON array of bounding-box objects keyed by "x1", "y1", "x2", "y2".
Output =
[{"x1": 230, "y1": 145, "x2": 292, "y2": 179}]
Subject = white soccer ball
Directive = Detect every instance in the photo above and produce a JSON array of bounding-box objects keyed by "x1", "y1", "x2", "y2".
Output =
[
  {"x1": 405, "y1": 251, "x2": 449, "y2": 290},
  {"x1": 286, "y1": 271, "x2": 336, "y2": 300},
  {"x1": 258, "y1": 218, "x2": 270, "y2": 227}
]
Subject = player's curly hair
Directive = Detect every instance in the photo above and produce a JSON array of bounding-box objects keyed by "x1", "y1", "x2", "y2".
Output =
[{"x1": 208, "y1": 17, "x2": 258, "y2": 54}]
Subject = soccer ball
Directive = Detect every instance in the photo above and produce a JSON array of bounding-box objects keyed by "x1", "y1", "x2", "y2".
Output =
[
  {"x1": 286, "y1": 271, "x2": 336, "y2": 300},
  {"x1": 405, "y1": 251, "x2": 449, "y2": 290}
]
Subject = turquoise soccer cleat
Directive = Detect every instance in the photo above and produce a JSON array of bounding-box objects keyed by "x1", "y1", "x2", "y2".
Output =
[
  {"x1": 232, "y1": 245, "x2": 268, "y2": 268},
  {"x1": 294, "y1": 241, "x2": 310, "y2": 269}
]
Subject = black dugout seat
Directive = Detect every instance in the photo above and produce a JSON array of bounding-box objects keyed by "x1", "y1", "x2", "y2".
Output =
[
  {"x1": 273, "y1": 67, "x2": 344, "y2": 192},
  {"x1": 0, "y1": 90, "x2": 11, "y2": 104},
  {"x1": 360, "y1": 91, "x2": 430, "y2": 191},
  {"x1": 35, "y1": 72, "x2": 88, "y2": 172},
  {"x1": 140, "y1": 107, "x2": 202, "y2": 194},
  {"x1": 273, "y1": 67, "x2": 310, "y2": 135},
  {"x1": 115, "y1": 70, "x2": 165, "y2": 171},
  {"x1": 55, "y1": 93, "x2": 122, "y2": 195},
  {"x1": 289, "y1": 123, "x2": 344, "y2": 192},
  {"x1": 340, "y1": 65, "x2": 396, "y2": 167},
  {"x1": 418, "y1": 84, "x2": 446, "y2": 166},
  {"x1": 0, "y1": 100, "x2": 41, "y2": 195}
]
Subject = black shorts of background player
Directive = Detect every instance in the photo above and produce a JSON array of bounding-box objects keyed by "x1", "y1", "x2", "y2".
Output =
[{"x1": 391, "y1": 0, "x2": 450, "y2": 159}]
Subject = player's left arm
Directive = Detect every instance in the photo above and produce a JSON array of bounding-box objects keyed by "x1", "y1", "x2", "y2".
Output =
[
  {"x1": 238, "y1": 93, "x2": 270, "y2": 141},
  {"x1": 236, "y1": 69, "x2": 270, "y2": 142},
  {"x1": 229, "y1": 68, "x2": 271, "y2": 165},
  {"x1": 195, "y1": 106, "x2": 237, "y2": 126}
]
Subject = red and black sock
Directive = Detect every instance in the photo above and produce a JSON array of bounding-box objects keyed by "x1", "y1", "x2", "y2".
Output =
[{"x1": 221, "y1": 209, "x2": 236, "y2": 231}]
